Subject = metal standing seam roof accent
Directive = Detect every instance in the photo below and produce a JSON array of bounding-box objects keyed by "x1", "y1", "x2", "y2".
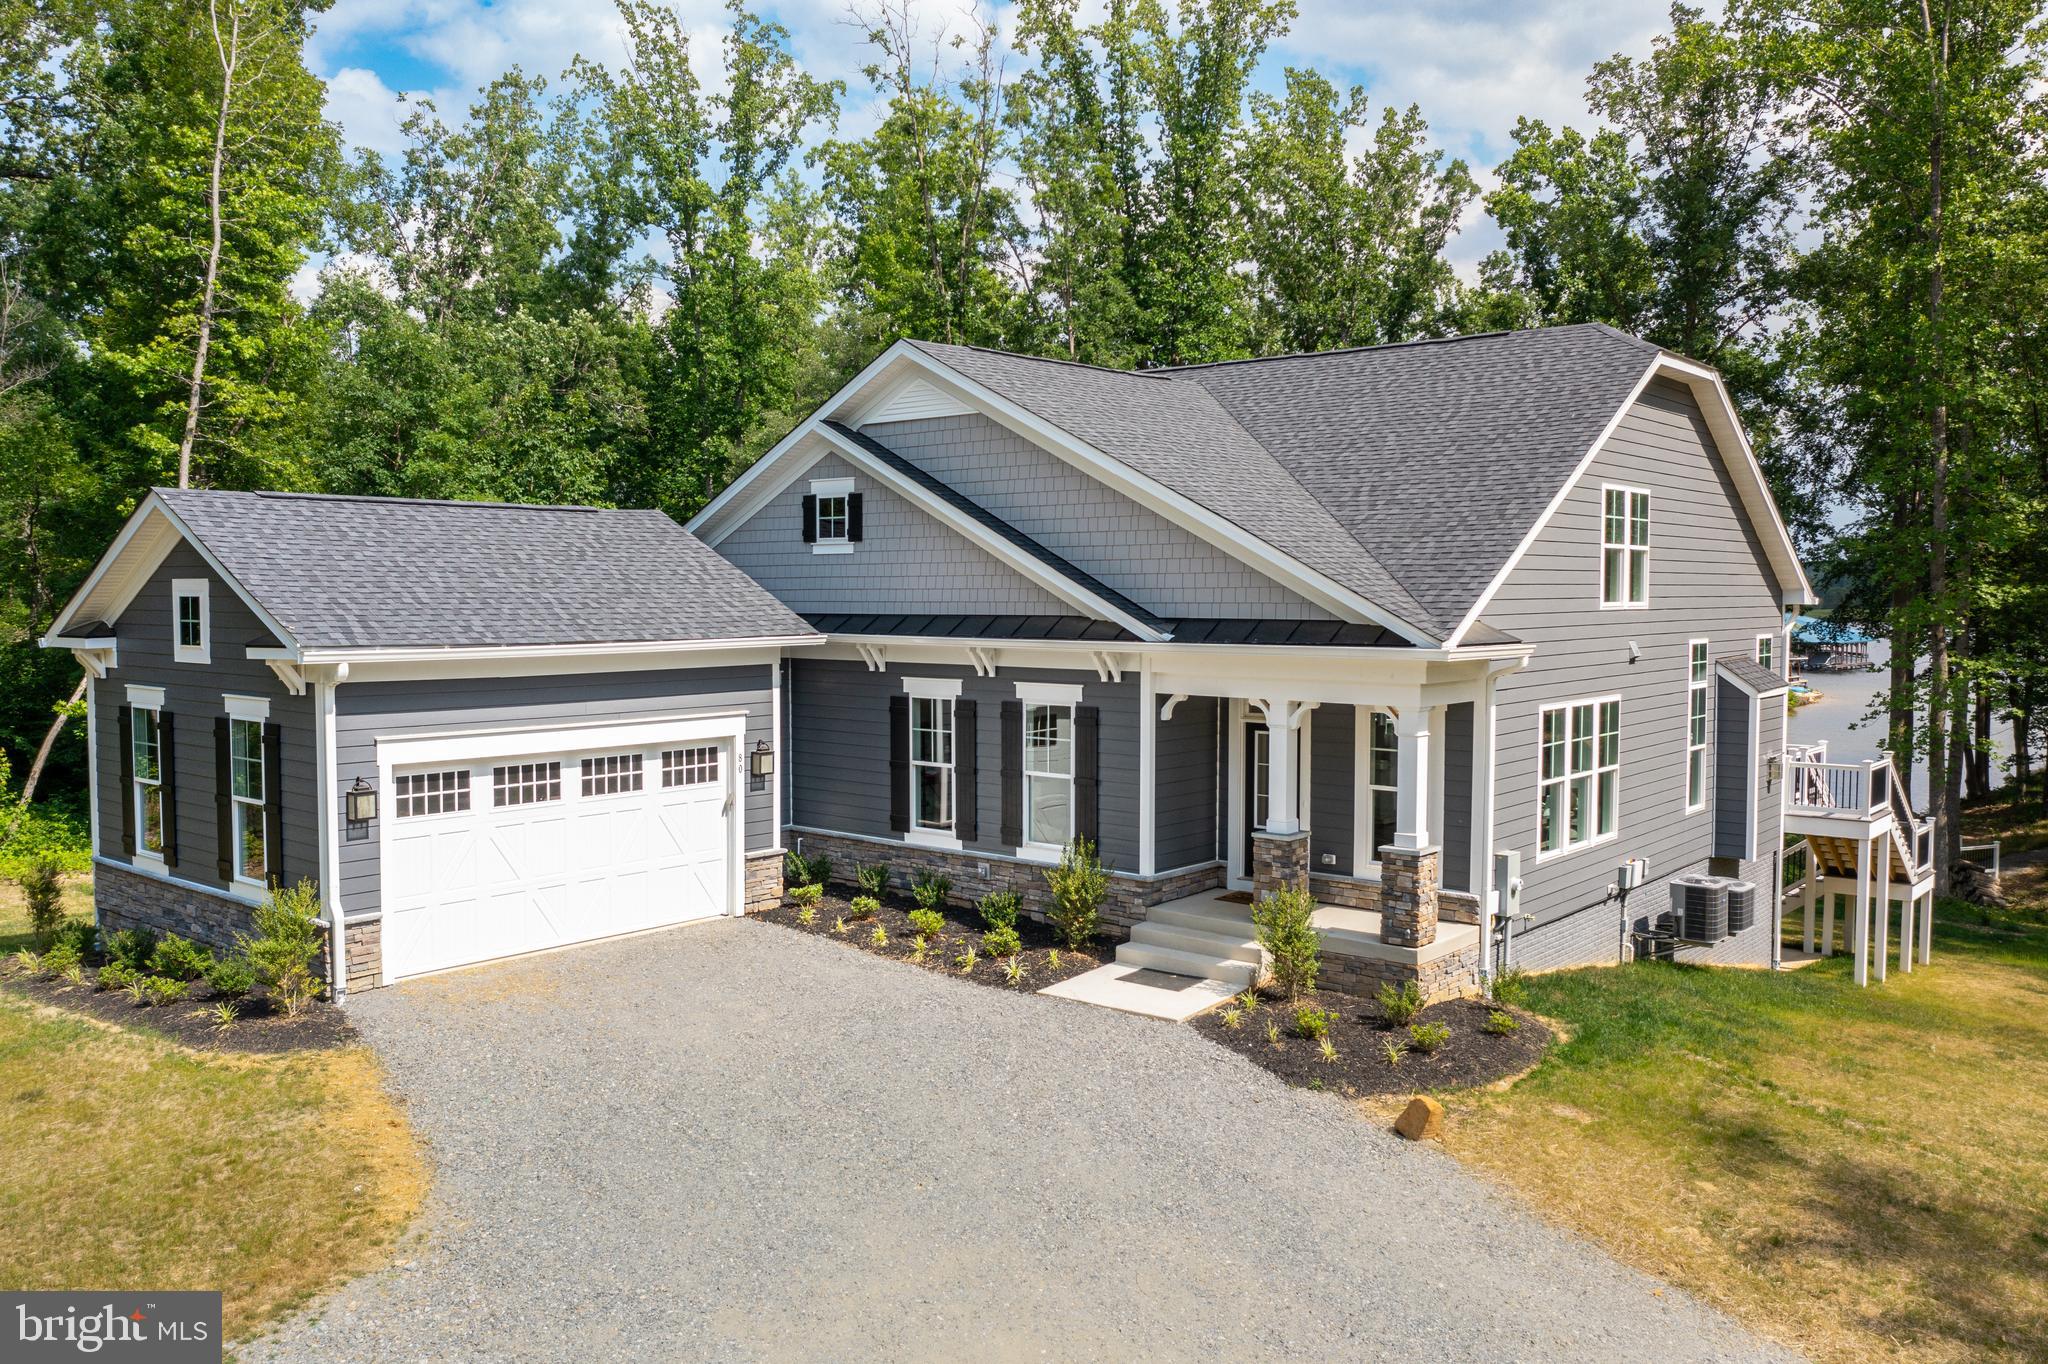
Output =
[
  {"x1": 800, "y1": 614, "x2": 1423, "y2": 648},
  {"x1": 151, "y1": 488, "x2": 817, "y2": 650}
]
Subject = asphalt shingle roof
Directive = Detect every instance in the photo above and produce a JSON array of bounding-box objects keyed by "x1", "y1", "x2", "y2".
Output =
[
  {"x1": 156, "y1": 488, "x2": 816, "y2": 650},
  {"x1": 1716, "y1": 655, "x2": 1790, "y2": 695},
  {"x1": 908, "y1": 324, "x2": 1663, "y2": 643}
]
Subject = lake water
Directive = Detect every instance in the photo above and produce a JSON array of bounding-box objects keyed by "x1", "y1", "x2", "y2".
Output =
[{"x1": 1787, "y1": 637, "x2": 2006, "y2": 809}]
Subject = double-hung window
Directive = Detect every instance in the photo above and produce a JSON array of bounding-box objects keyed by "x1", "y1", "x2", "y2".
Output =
[
  {"x1": 1755, "y1": 633, "x2": 1776, "y2": 675},
  {"x1": 1365, "y1": 710, "x2": 1397, "y2": 862},
  {"x1": 1686, "y1": 641, "x2": 1709, "y2": 810},
  {"x1": 1023, "y1": 702, "x2": 1074, "y2": 848},
  {"x1": 1601, "y1": 486, "x2": 1650, "y2": 606},
  {"x1": 911, "y1": 696, "x2": 955, "y2": 832},
  {"x1": 172, "y1": 578, "x2": 210, "y2": 663},
  {"x1": 229, "y1": 716, "x2": 267, "y2": 883},
  {"x1": 131, "y1": 702, "x2": 164, "y2": 857},
  {"x1": 809, "y1": 476, "x2": 854, "y2": 552},
  {"x1": 1539, "y1": 697, "x2": 1621, "y2": 854}
]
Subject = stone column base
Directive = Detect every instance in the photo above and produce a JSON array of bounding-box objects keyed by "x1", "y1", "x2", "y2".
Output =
[
  {"x1": 744, "y1": 850, "x2": 785, "y2": 914},
  {"x1": 1378, "y1": 844, "x2": 1440, "y2": 947},
  {"x1": 1251, "y1": 830, "x2": 1311, "y2": 900}
]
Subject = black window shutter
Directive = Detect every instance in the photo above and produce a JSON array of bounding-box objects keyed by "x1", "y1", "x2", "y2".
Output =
[
  {"x1": 159, "y1": 710, "x2": 179, "y2": 869},
  {"x1": 214, "y1": 716, "x2": 233, "y2": 880},
  {"x1": 801, "y1": 493, "x2": 818, "y2": 544},
  {"x1": 887, "y1": 693, "x2": 909, "y2": 833},
  {"x1": 116, "y1": 705, "x2": 135, "y2": 856},
  {"x1": 999, "y1": 700, "x2": 1023, "y2": 846},
  {"x1": 1074, "y1": 704, "x2": 1101, "y2": 847},
  {"x1": 846, "y1": 492, "x2": 864, "y2": 543},
  {"x1": 954, "y1": 697, "x2": 978, "y2": 842},
  {"x1": 263, "y1": 721, "x2": 285, "y2": 887}
]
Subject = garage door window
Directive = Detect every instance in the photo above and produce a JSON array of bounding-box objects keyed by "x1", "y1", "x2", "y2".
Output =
[
  {"x1": 396, "y1": 770, "x2": 470, "y2": 817},
  {"x1": 581, "y1": 753, "x2": 644, "y2": 797},
  {"x1": 662, "y1": 746, "x2": 719, "y2": 786},
  {"x1": 493, "y1": 762, "x2": 562, "y2": 806}
]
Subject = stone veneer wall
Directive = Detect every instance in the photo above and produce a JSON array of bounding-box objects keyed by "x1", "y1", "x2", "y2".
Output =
[
  {"x1": 1307, "y1": 874, "x2": 1479, "y2": 925},
  {"x1": 787, "y1": 829, "x2": 1224, "y2": 937},
  {"x1": 1321, "y1": 942, "x2": 1481, "y2": 1003},
  {"x1": 743, "y1": 851, "x2": 784, "y2": 914},
  {"x1": 1250, "y1": 831, "x2": 1310, "y2": 900},
  {"x1": 1378, "y1": 846, "x2": 1440, "y2": 948},
  {"x1": 343, "y1": 916, "x2": 381, "y2": 993}
]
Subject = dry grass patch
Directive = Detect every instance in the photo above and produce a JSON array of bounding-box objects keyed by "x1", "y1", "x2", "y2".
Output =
[
  {"x1": 1438, "y1": 907, "x2": 2048, "y2": 1364},
  {"x1": 0, "y1": 871, "x2": 93, "y2": 949},
  {"x1": 0, "y1": 993, "x2": 424, "y2": 1341}
]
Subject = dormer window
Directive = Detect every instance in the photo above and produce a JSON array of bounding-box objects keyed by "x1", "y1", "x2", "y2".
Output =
[
  {"x1": 172, "y1": 578, "x2": 210, "y2": 664},
  {"x1": 803, "y1": 477, "x2": 861, "y2": 554}
]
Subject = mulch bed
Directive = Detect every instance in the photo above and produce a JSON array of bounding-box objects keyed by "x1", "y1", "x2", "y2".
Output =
[
  {"x1": 0, "y1": 962, "x2": 356, "y2": 1054},
  {"x1": 1193, "y1": 987, "x2": 1551, "y2": 1098},
  {"x1": 757, "y1": 887, "x2": 1112, "y2": 993}
]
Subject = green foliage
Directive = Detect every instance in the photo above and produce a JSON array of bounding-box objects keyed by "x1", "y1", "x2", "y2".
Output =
[
  {"x1": 846, "y1": 895, "x2": 880, "y2": 922},
  {"x1": 210, "y1": 1000, "x2": 240, "y2": 1029},
  {"x1": 1042, "y1": 838, "x2": 1106, "y2": 949},
  {"x1": 1316, "y1": 1035, "x2": 1339, "y2": 1064},
  {"x1": 38, "y1": 939, "x2": 79, "y2": 977},
  {"x1": 1491, "y1": 969, "x2": 1531, "y2": 1008},
  {"x1": 954, "y1": 945, "x2": 977, "y2": 973},
  {"x1": 142, "y1": 975, "x2": 188, "y2": 1007},
  {"x1": 977, "y1": 889, "x2": 1020, "y2": 933},
  {"x1": 9, "y1": 948, "x2": 38, "y2": 974},
  {"x1": 910, "y1": 868, "x2": 951, "y2": 911},
  {"x1": 148, "y1": 934, "x2": 214, "y2": 982},
  {"x1": 1379, "y1": 1037, "x2": 1406, "y2": 1067},
  {"x1": 796, "y1": 904, "x2": 816, "y2": 926},
  {"x1": 855, "y1": 862, "x2": 891, "y2": 898},
  {"x1": 107, "y1": 929, "x2": 159, "y2": 972},
  {"x1": 784, "y1": 849, "x2": 826, "y2": 888},
  {"x1": 1001, "y1": 955, "x2": 1027, "y2": 987},
  {"x1": 1409, "y1": 1021, "x2": 1450, "y2": 1054},
  {"x1": 15, "y1": 855, "x2": 64, "y2": 945},
  {"x1": 907, "y1": 907, "x2": 945, "y2": 938},
  {"x1": 1377, "y1": 980, "x2": 1424, "y2": 1026},
  {"x1": 95, "y1": 961, "x2": 136, "y2": 993},
  {"x1": 788, "y1": 882, "x2": 823, "y2": 908},
  {"x1": 1251, "y1": 886, "x2": 1319, "y2": 998},
  {"x1": 234, "y1": 879, "x2": 324, "y2": 1017},
  {"x1": 53, "y1": 921, "x2": 97, "y2": 961},
  {"x1": 868, "y1": 923, "x2": 887, "y2": 947},
  {"x1": 203, "y1": 954, "x2": 256, "y2": 1001},
  {"x1": 980, "y1": 924, "x2": 1022, "y2": 959},
  {"x1": 1291, "y1": 1004, "x2": 1333, "y2": 1040},
  {"x1": 1483, "y1": 1010, "x2": 1521, "y2": 1036}
]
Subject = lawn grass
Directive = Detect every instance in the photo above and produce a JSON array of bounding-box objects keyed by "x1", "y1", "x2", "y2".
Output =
[
  {"x1": 0, "y1": 993, "x2": 424, "y2": 1341},
  {"x1": 1434, "y1": 903, "x2": 2048, "y2": 1364},
  {"x1": 0, "y1": 871, "x2": 94, "y2": 952}
]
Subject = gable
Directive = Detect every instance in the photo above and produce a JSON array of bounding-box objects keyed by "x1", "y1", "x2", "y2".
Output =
[
  {"x1": 48, "y1": 500, "x2": 293, "y2": 650},
  {"x1": 713, "y1": 452, "x2": 1076, "y2": 619}
]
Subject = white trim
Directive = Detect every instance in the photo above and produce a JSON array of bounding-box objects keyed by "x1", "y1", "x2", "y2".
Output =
[
  {"x1": 295, "y1": 635, "x2": 822, "y2": 667},
  {"x1": 125, "y1": 683, "x2": 165, "y2": 709},
  {"x1": 85, "y1": 680, "x2": 100, "y2": 858},
  {"x1": 902, "y1": 675, "x2": 963, "y2": 700},
  {"x1": 808, "y1": 476, "x2": 855, "y2": 498},
  {"x1": 768, "y1": 659, "x2": 783, "y2": 856},
  {"x1": 171, "y1": 577, "x2": 211, "y2": 664},
  {"x1": 811, "y1": 543, "x2": 854, "y2": 556},
  {"x1": 223, "y1": 693, "x2": 271, "y2": 723},
  {"x1": 1754, "y1": 632, "x2": 1777, "y2": 675},
  {"x1": 1014, "y1": 680, "x2": 1083, "y2": 705},
  {"x1": 316, "y1": 676, "x2": 345, "y2": 1001},
  {"x1": 1534, "y1": 692, "x2": 1623, "y2": 863},
  {"x1": 1595, "y1": 484, "x2": 1651, "y2": 610},
  {"x1": 1138, "y1": 656, "x2": 1156, "y2": 876},
  {"x1": 904, "y1": 827, "x2": 964, "y2": 852},
  {"x1": 375, "y1": 711, "x2": 751, "y2": 769},
  {"x1": 1685, "y1": 638, "x2": 1710, "y2": 813},
  {"x1": 843, "y1": 371, "x2": 976, "y2": 425}
]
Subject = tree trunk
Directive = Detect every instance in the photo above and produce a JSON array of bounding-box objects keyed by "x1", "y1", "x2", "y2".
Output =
[
  {"x1": 175, "y1": 0, "x2": 240, "y2": 488},
  {"x1": 1888, "y1": 582, "x2": 1917, "y2": 790},
  {"x1": 19, "y1": 675, "x2": 86, "y2": 806},
  {"x1": 1922, "y1": 2, "x2": 1960, "y2": 893},
  {"x1": 1967, "y1": 681, "x2": 1991, "y2": 799},
  {"x1": 2012, "y1": 691, "x2": 2032, "y2": 803}
]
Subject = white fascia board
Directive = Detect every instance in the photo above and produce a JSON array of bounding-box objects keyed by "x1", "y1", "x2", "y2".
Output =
[
  {"x1": 297, "y1": 634, "x2": 827, "y2": 666},
  {"x1": 42, "y1": 497, "x2": 169, "y2": 642}
]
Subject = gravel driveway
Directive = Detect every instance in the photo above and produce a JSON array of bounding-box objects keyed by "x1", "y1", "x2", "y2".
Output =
[{"x1": 247, "y1": 919, "x2": 1795, "y2": 1363}]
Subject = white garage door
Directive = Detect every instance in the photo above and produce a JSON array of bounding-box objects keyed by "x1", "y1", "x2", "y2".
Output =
[{"x1": 382, "y1": 736, "x2": 733, "y2": 981}]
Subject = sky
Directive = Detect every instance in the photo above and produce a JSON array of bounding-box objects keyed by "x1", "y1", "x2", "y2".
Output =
[{"x1": 304, "y1": 0, "x2": 1694, "y2": 280}]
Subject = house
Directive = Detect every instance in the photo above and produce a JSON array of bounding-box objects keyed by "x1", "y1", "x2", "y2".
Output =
[
  {"x1": 43, "y1": 323, "x2": 1935, "y2": 1003},
  {"x1": 42, "y1": 489, "x2": 820, "y2": 994}
]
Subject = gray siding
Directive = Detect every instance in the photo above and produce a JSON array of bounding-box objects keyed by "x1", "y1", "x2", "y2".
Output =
[
  {"x1": 1485, "y1": 377, "x2": 1787, "y2": 948},
  {"x1": 1308, "y1": 704, "x2": 1355, "y2": 876},
  {"x1": 788, "y1": 657, "x2": 1140, "y2": 871},
  {"x1": 863, "y1": 412, "x2": 1337, "y2": 620},
  {"x1": 332, "y1": 665, "x2": 777, "y2": 913},
  {"x1": 1713, "y1": 677, "x2": 1753, "y2": 857},
  {"x1": 92, "y1": 541, "x2": 318, "y2": 893},
  {"x1": 715, "y1": 451, "x2": 1071, "y2": 617},
  {"x1": 1442, "y1": 701, "x2": 1474, "y2": 893},
  {"x1": 1155, "y1": 696, "x2": 1220, "y2": 871}
]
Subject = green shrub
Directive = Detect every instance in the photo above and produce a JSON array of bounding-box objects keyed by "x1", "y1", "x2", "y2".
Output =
[
  {"x1": 868, "y1": 924, "x2": 887, "y2": 947},
  {"x1": 96, "y1": 961, "x2": 136, "y2": 992},
  {"x1": 980, "y1": 924, "x2": 1022, "y2": 958},
  {"x1": 204, "y1": 954, "x2": 256, "y2": 1001},
  {"x1": 1001, "y1": 955, "x2": 1027, "y2": 987},
  {"x1": 106, "y1": 928, "x2": 158, "y2": 971},
  {"x1": 907, "y1": 908, "x2": 945, "y2": 938},
  {"x1": 978, "y1": 889, "x2": 1020, "y2": 933},
  {"x1": 1043, "y1": 838, "x2": 1106, "y2": 949},
  {"x1": 1377, "y1": 980, "x2": 1424, "y2": 1026},
  {"x1": 1292, "y1": 1004, "x2": 1333, "y2": 1040},
  {"x1": 1491, "y1": 968, "x2": 1531, "y2": 1008},
  {"x1": 954, "y1": 945, "x2": 977, "y2": 973},
  {"x1": 908, "y1": 935, "x2": 928, "y2": 963},
  {"x1": 1482, "y1": 1010, "x2": 1521, "y2": 1036},
  {"x1": 143, "y1": 975, "x2": 189, "y2": 1007},
  {"x1": 1317, "y1": 1036, "x2": 1340, "y2": 1063},
  {"x1": 124, "y1": 976, "x2": 150, "y2": 1006},
  {"x1": 9, "y1": 948, "x2": 38, "y2": 974},
  {"x1": 210, "y1": 1000, "x2": 240, "y2": 1029},
  {"x1": 149, "y1": 933, "x2": 214, "y2": 981},
  {"x1": 1380, "y1": 1037, "x2": 1406, "y2": 1066},
  {"x1": 855, "y1": 862, "x2": 891, "y2": 898},
  {"x1": 235, "y1": 879, "x2": 325, "y2": 1017},
  {"x1": 1408, "y1": 1021, "x2": 1450, "y2": 1054},
  {"x1": 796, "y1": 904, "x2": 817, "y2": 926},
  {"x1": 1252, "y1": 886, "x2": 1320, "y2": 998},
  {"x1": 54, "y1": 921, "x2": 98, "y2": 961},
  {"x1": 784, "y1": 850, "x2": 829, "y2": 889},
  {"x1": 39, "y1": 939, "x2": 80, "y2": 978},
  {"x1": 17, "y1": 856, "x2": 65, "y2": 945},
  {"x1": 788, "y1": 882, "x2": 823, "y2": 908},
  {"x1": 910, "y1": 868, "x2": 951, "y2": 911},
  {"x1": 846, "y1": 895, "x2": 881, "y2": 921},
  {"x1": 0, "y1": 779, "x2": 91, "y2": 885}
]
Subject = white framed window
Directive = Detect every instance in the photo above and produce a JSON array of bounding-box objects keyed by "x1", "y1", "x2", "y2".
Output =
[
  {"x1": 1365, "y1": 710, "x2": 1397, "y2": 862},
  {"x1": 1022, "y1": 702, "x2": 1074, "y2": 849},
  {"x1": 229, "y1": 716, "x2": 267, "y2": 884},
  {"x1": 396, "y1": 770, "x2": 470, "y2": 818},
  {"x1": 911, "y1": 696, "x2": 955, "y2": 833},
  {"x1": 1755, "y1": 633, "x2": 1776, "y2": 675},
  {"x1": 662, "y1": 746, "x2": 720, "y2": 787},
  {"x1": 1686, "y1": 640, "x2": 1709, "y2": 811},
  {"x1": 493, "y1": 762, "x2": 561, "y2": 806},
  {"x1": 172, "y1": 578, "x2": 210, "y2": 664},
  {"x1": 580, "y1": 752, "x2": 644, "y2": 797},
  {"x1": 1539, "y1": 696, "x2": 1621, "y2": 855},
  {"x1": 810, "y1": 476, "x2": 853, "y2": 554},
  {"x1": 130, "y1": 698, "x2": 164, "y2": 859},
  {"x1": 1600, "y1": 486, "x2": 1650, "y2": 607}
]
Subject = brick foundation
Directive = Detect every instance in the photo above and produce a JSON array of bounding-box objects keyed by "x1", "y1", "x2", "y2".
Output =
[
  {"x1": 786, "y1": 829, "x2": 1223, "y2": 939},
  {"x1": 1320, "y1": 942, "x2": 1480, "y2": 1003},
  {"x1": 1378, "y1": 845, "x2": 1440, "y2": 948},
  {"x1": 744, "y1": 850, "x2": 784, "y2": 914},
  {"x1": 1251, "y1": 831, "x2": 1311, "y2": 900}
]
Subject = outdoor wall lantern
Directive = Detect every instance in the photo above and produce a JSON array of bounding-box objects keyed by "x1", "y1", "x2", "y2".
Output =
[
  {"x1": 1765, "y1": 753, "x2": 1782, "y2": 792},
  {"x1": 750, "y1": 740, "x2": 775, "y2": 780},
  {"x1": 345, "y1": 776, "x2": 378, "y2": 823}
]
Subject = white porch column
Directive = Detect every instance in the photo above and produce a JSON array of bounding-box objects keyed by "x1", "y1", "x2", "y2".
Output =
[
  {"x1": 1898, "y1": 875, "x2": 1914, "y2": 974},
  {"x1": 1851, "y1": 834, "x2": 1870, "y2": 987},
  {"x1": 1918, "y1": 886, "x2": 1934, "y2": 964},
  {"x1": 1872, "y1": 835, "x2": 1889, "y2": 984},
  {"x1": 1391, "y1": 705, "x2": 1437, "y2": 850},
  {"x1": 1801, "y1": 848, "x2": 1817, "y2": 954},
  {"x1": 1822, "y1": 880, "x2": 1836, "y2": 956},
  {"x1": 1252, "y1": 698, "x2": 1310, "y2": 835}
]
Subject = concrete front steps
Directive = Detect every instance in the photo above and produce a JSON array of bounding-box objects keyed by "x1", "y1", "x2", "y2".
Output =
[{"x1": 1113, "y1": 904, "x2": 1263, "y2": 991}]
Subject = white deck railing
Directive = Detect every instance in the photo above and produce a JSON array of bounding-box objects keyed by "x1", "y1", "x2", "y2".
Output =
[{"x1": 1786, "y1": 751, "x2": 1934, "y2": 876}]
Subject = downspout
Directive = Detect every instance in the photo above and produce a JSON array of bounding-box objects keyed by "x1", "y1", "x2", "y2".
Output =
[
  {"x1": 317, "y1": 664, "x2": 348, "y2": 1001},
  {"x1": 1477, "y1": 672, "x2": 1499, "y2": 994}
]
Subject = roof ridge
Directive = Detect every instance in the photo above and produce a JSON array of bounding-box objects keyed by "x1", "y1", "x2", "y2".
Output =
[
  {"x1": 1156, "y1": 322, "x2": 1648, "y2": 373},
  {"x1": 908, "y1": 338, "x2": 1178, "y2": 383},
  {"x1": 158, "y1": 487, "x2": 611, "y2": 514}
]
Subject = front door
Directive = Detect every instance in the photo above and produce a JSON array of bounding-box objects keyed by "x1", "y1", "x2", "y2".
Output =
[{"x1": 1240, "y1": 721, "x2": 1302, "y2": 878}]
